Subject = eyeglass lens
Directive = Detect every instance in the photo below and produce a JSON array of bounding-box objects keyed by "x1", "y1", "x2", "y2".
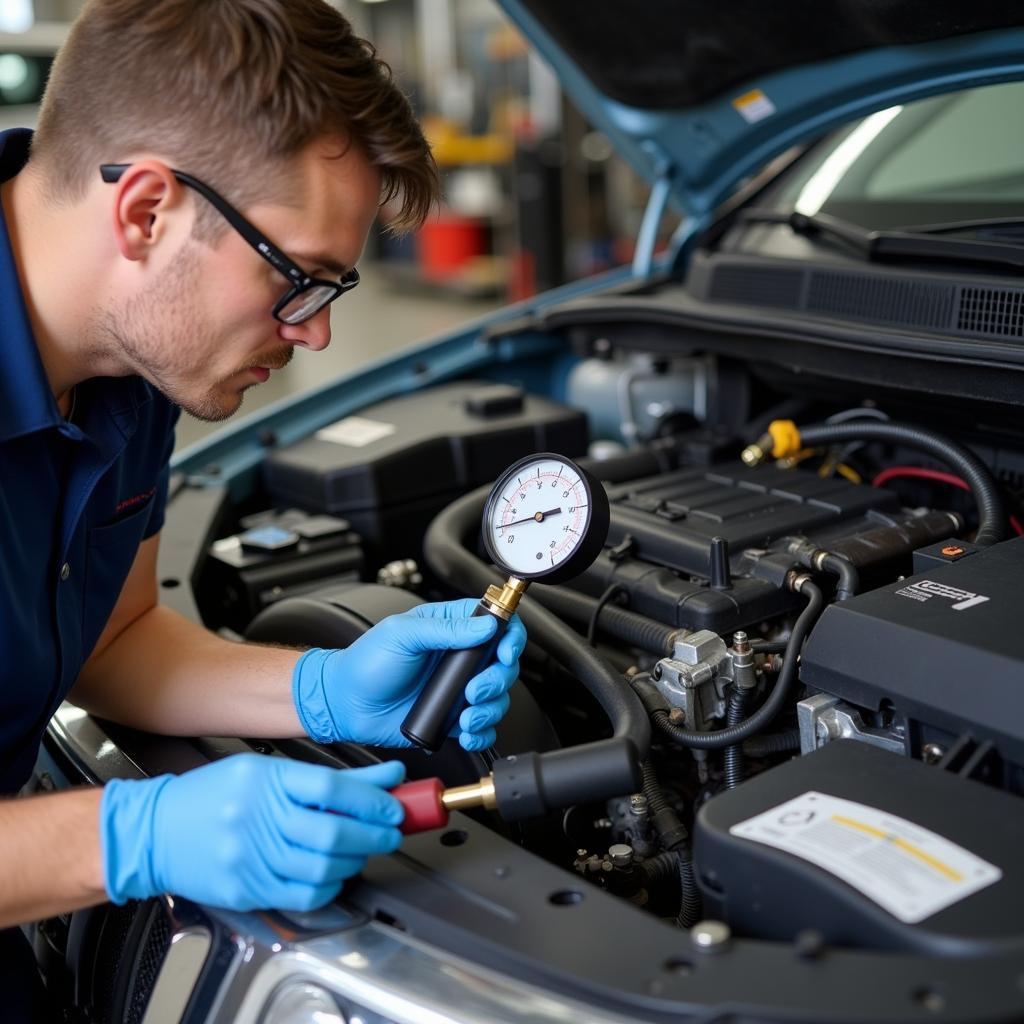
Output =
[{"x1": 277, "y1": 285, "x2": 340, "y2": 325}]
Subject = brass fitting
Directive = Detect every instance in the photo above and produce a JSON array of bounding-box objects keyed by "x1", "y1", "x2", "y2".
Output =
[
  {"x1": 741, "y1": 432, "x2": 774, "y2": 468},
  {"x1": 483, "y1": 576, "x2": 528, "y2": 620},
  {"x1": 741, "y1": 420, "x2": 803, "y2": 467},
  {"x1": 441, "y1": 776, "x2": 497, "y2": 812}
]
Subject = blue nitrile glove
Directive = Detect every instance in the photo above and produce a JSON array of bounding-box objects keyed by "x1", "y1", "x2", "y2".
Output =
[
  {"x1": 100, "y1": 755, "x2": 405, "y2": 911},
  {"x1": 293, "y1": 598, "x2": 526, "y2": 752}
]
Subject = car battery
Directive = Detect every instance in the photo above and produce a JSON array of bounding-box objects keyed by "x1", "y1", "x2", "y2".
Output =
[
  {"x1": 198, "y1": 509, "x2": 364, "y2": 633},
  {"x1": 260, "y1": 382, "x2": 588, "y2": 559},
  {"x1": 694, "y1": 740, "x2": 1024, "y2": 954}
]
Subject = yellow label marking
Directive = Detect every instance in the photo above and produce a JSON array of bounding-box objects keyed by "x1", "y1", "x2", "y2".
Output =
[
  {"x1": 733, "y1": 89, "x2": 767, "y2": 109},
  {"x1": 831, "y1": 815, "x2": 963, "y2": 882}
]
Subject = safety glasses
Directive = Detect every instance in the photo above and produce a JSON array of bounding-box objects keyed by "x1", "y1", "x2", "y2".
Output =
[{"x1": 100, "y1": 164, "x2": 360, "y2": 324}]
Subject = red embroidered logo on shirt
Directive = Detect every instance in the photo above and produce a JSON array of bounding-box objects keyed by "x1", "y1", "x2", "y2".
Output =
[{"x1": 115, "y1": 486, "x2": 156, "y2": 516}]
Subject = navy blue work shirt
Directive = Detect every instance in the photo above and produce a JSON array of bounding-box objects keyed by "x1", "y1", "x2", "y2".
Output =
[{"x1": 0, "y1": 128, "x2": 180, "y2": 794}]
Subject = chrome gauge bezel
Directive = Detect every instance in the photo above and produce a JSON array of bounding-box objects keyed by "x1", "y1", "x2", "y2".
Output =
[{"x1": 481, "y1": 453, "x2": 609, "y2": 585}]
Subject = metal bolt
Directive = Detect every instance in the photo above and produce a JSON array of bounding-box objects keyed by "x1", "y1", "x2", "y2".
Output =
[
  {"x1": 668, "y1": 708, "x2": 686, "y2": 726},
  {"x1": 629, "y1": 794, "x2": 648, "y2": 816},
  {"x1": 577, "y1": 849, "x2": 588, "y2": 859},
  {"x1": 608, "y1": 844, "x2": 634, "y2": 868},
  {"x1": 691, "y1": 920, "x2": 731, "y2": 951},
  {"x1": 732, "y1": 630, "x2": 750, "y2": 652},
  {"x1": 922, "y1": 743, "x2": 946, "y2": 765},
  {"x1": 652, "y1": 663, "x2": 663, "y2": 680}
]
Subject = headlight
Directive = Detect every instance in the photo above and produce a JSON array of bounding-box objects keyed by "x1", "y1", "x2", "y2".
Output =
[{"x1": 262, "y1": 982, "x2": 346, "y2": 1024}]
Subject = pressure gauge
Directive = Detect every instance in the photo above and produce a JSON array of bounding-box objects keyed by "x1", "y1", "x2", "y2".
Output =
[
  {"x1": 402, "y1": 452, "x2": 609, "y2": 751},
  {"x1": 482, "y1": 453, "x2": 609, "y2": 585}
]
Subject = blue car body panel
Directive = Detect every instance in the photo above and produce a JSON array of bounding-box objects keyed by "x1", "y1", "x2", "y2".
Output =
[{"x1": 497, "y1": 3, "x2": 1024, "y2": 234}]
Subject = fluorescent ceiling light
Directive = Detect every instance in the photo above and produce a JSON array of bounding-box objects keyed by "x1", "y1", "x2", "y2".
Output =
[{"x1": 0, "y1": 0, "x2": 33, "y2": 33}]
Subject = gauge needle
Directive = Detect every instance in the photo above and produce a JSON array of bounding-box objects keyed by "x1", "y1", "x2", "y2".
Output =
[{"x1": 501, "y1": 507, "x2": 562, "y2": 529}]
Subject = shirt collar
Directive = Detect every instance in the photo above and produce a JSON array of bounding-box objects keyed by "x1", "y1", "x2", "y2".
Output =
[
  {"x1": 0, "y1": 128, "x2": 63, "y2": 442},
  {"x1": 0, "y1": 129, "x2": 151, "y2": 444}
]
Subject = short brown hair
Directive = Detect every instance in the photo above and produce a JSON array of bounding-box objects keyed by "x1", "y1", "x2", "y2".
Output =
[{"x1": 32, "y1": 0, "x2": 438, "y2": 233}]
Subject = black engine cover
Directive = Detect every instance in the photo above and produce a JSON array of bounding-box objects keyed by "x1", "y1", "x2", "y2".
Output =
[
  {"x1": 573, "y1": 463, "x2": 952, "y2": 633},
  {"x1": 801, "y1": 535, "x2": 1024, "y2": 770}
]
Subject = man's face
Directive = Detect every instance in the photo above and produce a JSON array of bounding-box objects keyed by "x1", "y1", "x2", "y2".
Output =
[{"x1": 100, "y1": 137, "x2": 381, "y2": 422}]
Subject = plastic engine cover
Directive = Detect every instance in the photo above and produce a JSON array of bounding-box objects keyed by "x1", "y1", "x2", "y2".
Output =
[{"x1": 695, "y1": 740, "x2": 1024, "y2": 954}]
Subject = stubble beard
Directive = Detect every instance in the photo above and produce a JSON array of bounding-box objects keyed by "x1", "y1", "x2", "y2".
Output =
[{"x1": 91, "y1": 247, "x2": 293, "y2": 422}]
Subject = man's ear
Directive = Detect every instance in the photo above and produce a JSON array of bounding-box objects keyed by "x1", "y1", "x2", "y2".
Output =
[{"x1": 109, "y1": 161, "x2": 189, "y2": 262}]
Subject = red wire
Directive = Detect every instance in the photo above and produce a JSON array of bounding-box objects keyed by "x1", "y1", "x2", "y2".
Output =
[{"x1": 872, "y1": 466, "x2": 1024, "y2": 536}]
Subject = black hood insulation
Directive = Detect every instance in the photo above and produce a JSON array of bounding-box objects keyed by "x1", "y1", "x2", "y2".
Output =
[{"x1": 520, "y1": 1, "x2": 1024, "y2": 110}]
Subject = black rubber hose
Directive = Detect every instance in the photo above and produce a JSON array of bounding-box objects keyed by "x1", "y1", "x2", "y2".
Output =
[
  {"x1": 743, "y1": 729, "x2": 801, "y2": 757},
  {"x1": 820, "y1": 551, "x2": 859, "y2": 601},
  {"x1": 644, "y1": 579, "x2": 825, "y2": 750},
  {"x1": 423, "y1": 485, "x2": 651, "y2": 757},
  {"x1": 577, "y1": 435, "x2": 684, "y2": 483},
  {"x1": 530, "y1": 583, "x2": 677, "y2": 655},
  {"x1": 722, "y1": 688, "x2": 750, "y2": 789},
  {"x1": 750, "y1": 639, "x2": 787, "y2": 655},
  {"x1": 798, "y1": 421, "x2": 1005, "y2": 547}
]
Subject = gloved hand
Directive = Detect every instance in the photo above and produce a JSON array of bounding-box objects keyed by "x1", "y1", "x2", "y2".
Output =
[
  {"x1": 293, "y1": 598, "x2": 526, "y2": 752},
  {"x1": 101, "y1": 755, "x2": 405, "y2": 911}
]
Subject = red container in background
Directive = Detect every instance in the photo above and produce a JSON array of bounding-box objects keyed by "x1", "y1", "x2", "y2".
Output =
[{"x1": 418, "y1": 214, "x2": 486, "y2": 280}]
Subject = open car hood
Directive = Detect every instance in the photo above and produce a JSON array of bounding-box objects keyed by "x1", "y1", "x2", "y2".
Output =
[{"x1": 499, "y1": 1, "x2": 1024, "y2": 234}]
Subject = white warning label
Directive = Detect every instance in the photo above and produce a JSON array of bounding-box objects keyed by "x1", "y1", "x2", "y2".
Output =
[
  {"x1": 894, "y1": 579, "x2": 989, "y2": 611},
  {"x1": 730, "y1": 792, "x2": 1001, "y2": 923},
  {"x1": 316, "y1": 416, "x2": 396, "y2": 448}
]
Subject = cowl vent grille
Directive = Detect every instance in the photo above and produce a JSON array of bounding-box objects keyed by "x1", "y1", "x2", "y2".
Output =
[
  {"x1": 707, "y1": 266, "x2": 803, "y2": 308},
  {"x1": 807, "y1": 272, "x2": 955, "y2": 330},
  {"x1": 958, "y1": 287, "x2": 1024, "y2": 337},
  {"x1": 703, "y1": 259, "x2": 1024, "y2": 342}
]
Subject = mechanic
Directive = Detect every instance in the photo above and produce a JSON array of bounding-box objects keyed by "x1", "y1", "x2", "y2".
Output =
[{"x1": 0, "y1": 1, "x2": 525, "y2": 1017}]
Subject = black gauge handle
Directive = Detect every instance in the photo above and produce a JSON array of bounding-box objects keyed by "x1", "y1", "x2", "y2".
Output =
[{"x1": 401, "y1": 602, "x2": 509, "y2": 752}]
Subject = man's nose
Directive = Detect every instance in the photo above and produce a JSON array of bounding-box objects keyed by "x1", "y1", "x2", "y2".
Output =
[{"x1": 281, "y1": 305, "x2": 332, "y2": 352}]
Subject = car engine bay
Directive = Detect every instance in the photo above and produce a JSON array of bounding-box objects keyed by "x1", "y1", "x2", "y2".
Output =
[{"x1": 40, "y1": 316, "x2": 1024, "y2": 1022}]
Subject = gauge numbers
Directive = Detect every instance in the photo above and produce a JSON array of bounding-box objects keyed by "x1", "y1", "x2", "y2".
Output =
[{"x1": 490, "y1": 458, "x2": 589, "y2": 576}]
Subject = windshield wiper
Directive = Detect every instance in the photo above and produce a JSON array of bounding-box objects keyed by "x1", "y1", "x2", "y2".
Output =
[
  {"x1": 895, "y1": 216, "x2": 1024, "y2": 240},
  {"x1": 738, "y1": 207, "x2": 1024, "y2": 273}
]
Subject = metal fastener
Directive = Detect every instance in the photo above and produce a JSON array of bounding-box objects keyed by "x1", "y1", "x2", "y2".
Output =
[
  {"x1": 60, "y1": 562, "x2": 70, "y2": 581},
  {"x1": 629, "y1": 794, "x2": 648, "y2": 816},
  {"x1": 922, "y1": 743, "x2": 946, "y2": 765},
  {"x1": 608, "y1": 844, "x2": 634, "y2": 868},
  {"x1": 691, "y1": 920, "x2": 731, "y2": 951}
]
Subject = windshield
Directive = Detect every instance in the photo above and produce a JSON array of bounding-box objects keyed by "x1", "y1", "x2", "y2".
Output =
[{"x1": 767, "y1": 81, "x2": 1024, "y2": 232}]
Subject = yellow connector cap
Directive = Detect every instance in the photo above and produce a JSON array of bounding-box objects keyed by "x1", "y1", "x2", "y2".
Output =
[{"x1": 741, "y1": 420, "x2": 803, "y2": 467}]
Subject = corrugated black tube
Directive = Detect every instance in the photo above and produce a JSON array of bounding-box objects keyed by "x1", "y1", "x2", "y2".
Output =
[
  {"x1": 743, "y1": 729, "x2": 801, "y2": 757},
  {"x1": 722, "y1": 688, "x2": 749, "y2": 789},
  {"x1": 639, "y1": 851, "x2": 679, "y2": 886},
  {"x1": 799, "y1": 421, "x2": 1005, "y2": 547},
  {"x1": 676, "y1": 856, "x2": 702, "y2": 930}
]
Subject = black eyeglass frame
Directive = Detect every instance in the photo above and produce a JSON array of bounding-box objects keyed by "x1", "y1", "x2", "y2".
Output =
[{"x1": 100, "y1": 163, "x2": 359, "y2": 324}]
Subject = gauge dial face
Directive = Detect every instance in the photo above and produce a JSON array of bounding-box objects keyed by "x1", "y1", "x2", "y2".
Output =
[{"x1": 485, "y1": 456, "x2": 592, "y2": 578}]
